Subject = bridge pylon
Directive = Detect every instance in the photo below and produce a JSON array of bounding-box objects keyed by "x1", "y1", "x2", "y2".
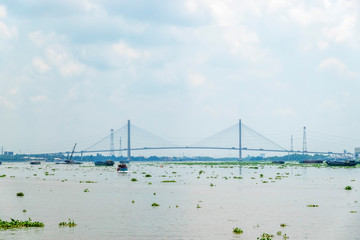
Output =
[
  {"x1": 239, "y1": 119, "x2": 242, "y2": 161},
  {"x1": 127, "y1": 120, "x2": 131, "y2": 161}
]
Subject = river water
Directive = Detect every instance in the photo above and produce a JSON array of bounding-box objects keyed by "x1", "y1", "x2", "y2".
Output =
[{"x1": 0, "y1": 162, "x2": 359, "y2": 239}]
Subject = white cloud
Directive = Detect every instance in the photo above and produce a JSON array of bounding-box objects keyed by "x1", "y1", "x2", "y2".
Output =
[
  {"x1": 30, "y1": 95, "x2": 48, "y2": 104},
  {"x1": 324, "y1": 16, "x2": 356, "y2": 44},
  {"x1": 32, "y1": 57, "x2": 50, "y2": 73},
  {"x1": 28, "y1": 31, "x2": 64, "y2": 47},
  {"x1": 45, "y1": 46, "x2": 85, "y2": 76},
  {"x1": 274, "y1": 107, "x2": 296, "y2": 116},
  {"x1": 0, "y1": 96, "x2": 15, "y2": 109},
  {"x1": 318, "y1": 58, "x2": 347, "y2": 72},
  {"x1": 9, "y1": 88, "x2": 18, "y2": 95},
  {"x1": 188, "y1": 73, "x2": 206, "y2": 88},
  {"x1": 318, "y1": 58, "x2": 358, "y2": 78},
  {"x1": 0, "y1": 5, "x2": 6, "y2": 18},
  {"x1": 317, "y1": 40, "x2": 329, "y2": 50},
  {"x1": 113, "y1": 42, "x2": 142, "y2": 59},
  {"x1": 0, "y1": 20, "x2": 12, "y2": 39},
  {"x1": 319, "y1": 99, "x2": 340, "y2": 110}
]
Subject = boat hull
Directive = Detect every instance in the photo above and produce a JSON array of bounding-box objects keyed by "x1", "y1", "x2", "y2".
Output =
[
  {"x1": 117, "y1": 168, "x2": 128, "y2": 172},
  {"x1": 300, "y1": 160, "x2": 324, "y2": 163},
  {"x1": 326, "y1": 161, "x2": 357, "y2": 167},
  {"x1": 94, "y1": 160, "x2": 115, "y2": 166}
]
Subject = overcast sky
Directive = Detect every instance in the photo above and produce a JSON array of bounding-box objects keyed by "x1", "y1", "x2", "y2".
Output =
[{"x1": 0, "y1": 0, "x2": 359, "y2": 155}]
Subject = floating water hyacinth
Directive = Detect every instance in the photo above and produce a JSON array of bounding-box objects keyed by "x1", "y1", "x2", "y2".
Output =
[
  {"x1": 59, "y1": 219, "x2": 77, "y2": 227},
  {"x1": 0, "y1": 218, "x2": 44, "y2": 229},
  {"x1": 232, "y1": 227, "x2": 243, "y2": 234}
]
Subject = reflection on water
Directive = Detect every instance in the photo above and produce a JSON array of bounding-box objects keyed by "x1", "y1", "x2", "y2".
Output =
[{"x1": 0, "y1": 162, "x2": 359, "y2": 239}]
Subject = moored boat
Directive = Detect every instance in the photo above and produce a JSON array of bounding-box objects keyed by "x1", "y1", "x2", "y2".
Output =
[
  {"x1": 272, "y1": 161, "x2": 285, "y2": 164},
  {"x1": 94, "y1": 160, "x2": 115, "y2": 166},
  {"x1": 299, "y1": 160, "x2": 324, "y2": 164},
  {"x1": 326, "y1": 160, "x2": 357, "y2": 167},
  {"x1": 30, "y1": 161, "x2": 41, "y2": 165}
]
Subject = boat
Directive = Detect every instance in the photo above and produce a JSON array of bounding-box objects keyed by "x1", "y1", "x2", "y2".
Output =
[
  {"x1": 299, "y1": 160, "x2": 324, "y2": 164},
  {"x1": 117, "y1": 162, "x2": 128, "y2": 172},
  {"x1": 30, "y1": 161, "x2": 41, "y2": 165},
  {"x1": 94, "y1": 160, "x2": 115, "y2": 166},
  {"x1": 272, "y1": 161, "x2": 285, "y2": 164},
  {"x1": 326, "y1": 160, "x2": 357, "y2": 167}
]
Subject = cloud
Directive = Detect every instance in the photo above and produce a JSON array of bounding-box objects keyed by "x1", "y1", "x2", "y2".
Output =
[
  {"x1": 318, "y1": 58, "x2": 347, "y2": 71},
  {"x1": 113, "y1": 42, "x2": 142, "y2": 59},
  {"x1": 317, "y1": 40, "x2": 329, "y2": 50},
  {"x1": 28, "y1": 31, "x2": 65, "y2": 47},
  {"x1": 319, "y1": 99, "x2": 340, "y2": 110},
  {"x1": 0, "y1": 5, "x2": 6, "y2": 18},
  {"x1": 318, "y1": 58, "x2": 357, "y2": 77},
  {"x1": 32, "y1": 57, "x2": 50, "y2": 73},
  {"x1": 0, "y1": 96, "x2": 15, "y2": 109},
  {"x1": 188, "y1": 73, "x2": 206, "y2": 88},
  {"x1": 274, "y1": 107, "x2": 296, "y2": 116},
  {"x1": 30, "y1": 95, "x2": 48, "y2": 104},
  {"x1": 45, "y1": 46, "x2": 85, "y2": 76},
  {"x1": 324, "y1": 15, "x2": 356, "y2": 44},
  {"x1": 0, "y1": 20, "x2": 12, "y2": 39}
]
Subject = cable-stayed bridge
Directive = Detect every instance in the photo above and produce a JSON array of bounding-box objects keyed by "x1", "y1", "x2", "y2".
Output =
[{"x1": 67, "y1": 120, "x2": 346, "y2": 160}]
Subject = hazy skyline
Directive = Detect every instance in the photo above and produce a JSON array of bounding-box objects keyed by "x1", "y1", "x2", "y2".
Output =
[{"x1": 1, "y1": 0, "x2": 360, "y2": 155}]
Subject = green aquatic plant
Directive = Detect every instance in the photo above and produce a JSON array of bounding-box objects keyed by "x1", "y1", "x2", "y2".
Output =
[
  {"x1": 148, "y1": 182, "x2": 152, "y2": 185},
  {"x1": 345, "y1": 186, "x2": 352, "y2": 190},
  {"x1": 84, "y1": 188, "x2": 89, "y2": 192},
  {"x1": 232, "y1": 227, "x2": 243, "y2": 234},
  {"x1": 350, "y1": 211, "x2": 357, "y2": 213},
  {"x1": 0, "y1": 218, "x2": 44, "y2": 229},
  {"x1": 151, "y1": 203, "x2": 159, "y2": 207},
  {"x1": 307, "y1": 204, "x2": 319, "y2": 207},
  {"x1": 257, "y1": 233, "x2": 274, "y2": 240},
  {"x1": 283, "y1": 234, "x2": 289, "y2": 239},
  {"x1": 199, "y1": 170, "x2": 205, "y2": 175},
  {"x1": 161, "y1": 180, "x2": 176, "y2": 183},
  {"x1": 79, "y1": 181, "x2": 96, "y2": 183},
  {"x1": 260, "y1": 174, "x2": 264, "y2": 178},
  {"x1": 277, "y1": 231, "x2": 282, "y2": 236},
  {"x1": 0, "y1": 174, "x2": 6, "y2": 177},
  {"x1": 58, "y1": 219, "x2": 77, "y2": 227},
  {"x1": 196, "y1": 204, "x2": 201, "y2": 208},
  {"x1": 22, "y1": 209, "x2": 26, "y2": 213},
  {"x1": 16, "y1": 192, "x2": 24, "y2": 197},
  {"x1": 131, "y1": 178, "x2": 138, "y2": 182},
  {"x1": 210, "y1": 183, "x2": 214, "y2": 187},
  {"x1": 280, "y1": 223, "x2": 287, "y2": 227},
  {"x1": 145, "y1": 174, "x2": 152, "y2": 177}
]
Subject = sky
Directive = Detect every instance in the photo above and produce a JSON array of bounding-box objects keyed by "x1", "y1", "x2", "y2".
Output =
[{"x1": 0, "y1": 0, "x2": 360, "y2": 156}]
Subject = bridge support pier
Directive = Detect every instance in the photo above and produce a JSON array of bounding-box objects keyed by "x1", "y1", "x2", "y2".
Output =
[
  {"x1": 127, "y1": 120, "x2": 131, "y2": 161},
  {"x1": 239, "y1": 119, "x2": 242, "y2": 161}
]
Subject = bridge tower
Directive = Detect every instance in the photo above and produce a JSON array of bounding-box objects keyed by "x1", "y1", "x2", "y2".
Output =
[
  {"x1": 303, "y1": 126, "x2": 307, "y2": 154},
  {"x1": 290, "y1": 134, "x2": 294, "y2": 152},
  {"x1": 239, "y1": 119, "x2": 242, "y2": 161},
  {"x1": 119, "y1": 137, "x2": 122, "y2": 157},
  {"x1": 127, "y1": 120, "x2": 131, "y2": 161},
  {"x1": 110, "y1": 129, "x2": 114, "y2": 156}
]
